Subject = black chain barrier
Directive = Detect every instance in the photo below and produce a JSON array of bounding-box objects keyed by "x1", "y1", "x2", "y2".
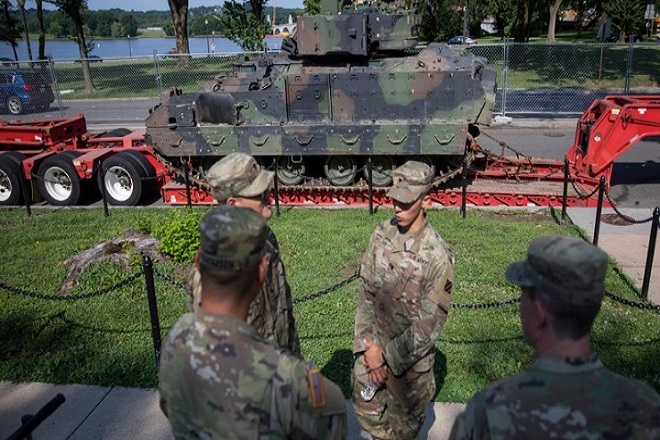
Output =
[
  {"x1": 153, "y1": 267, "x2": 188, "y2": 290},
  {"x1": 604, "y1": 290, "x2": 660, "y2": 312},
  {"x1": 0, "y1": 271, "x2": 143, "y2": 301},
  {"x1": 292, "y1": 272, "x2": 360, "y2": 305},
  {"x1": 570, "y1": 175, "x2": 601, "y2": 200},
  {"x1": 451, "y1": 297, "x2": 520, "y2": 309},
  {"x1": 603, "y1": 189, "x2": 654, "y2": 224}
]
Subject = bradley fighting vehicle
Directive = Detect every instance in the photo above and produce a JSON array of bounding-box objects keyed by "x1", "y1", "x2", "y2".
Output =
[{"x1": 145, "y1": 0, "x2": 496, "y2": 188}]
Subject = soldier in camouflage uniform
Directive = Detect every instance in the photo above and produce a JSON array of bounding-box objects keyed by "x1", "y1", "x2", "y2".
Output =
[
  {"x1": 159, "y1": 206, "x2": 347, "y2": 439},
  {"x1": 449, "y1": 235, "x2": 660, "y2": 440},
  {"x1": 352, "y1": 160, "x2": 455, "y2": 440},
  {"x1": 186, "y1": 152, "x2": 301, "y2": 356}
]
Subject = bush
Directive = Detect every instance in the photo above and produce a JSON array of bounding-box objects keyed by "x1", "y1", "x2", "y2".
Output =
[{"x1": 151, "y1": 208, "x2": 206, "y2": 262}]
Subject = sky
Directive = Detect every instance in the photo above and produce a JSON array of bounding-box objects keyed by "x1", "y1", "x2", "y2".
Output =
[{"x1": 11, "y1": 0, "x2": 304, "y2": 12}]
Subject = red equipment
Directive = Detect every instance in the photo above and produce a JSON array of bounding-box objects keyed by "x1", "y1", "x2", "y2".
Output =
[{"x1": 1, "y1": 95, "x2": 658, "y2": 208}]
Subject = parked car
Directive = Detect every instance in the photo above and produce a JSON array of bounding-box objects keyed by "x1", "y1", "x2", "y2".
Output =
[
  {"x1": 0, "y1": 70, "x2": 54, "y2": 115},
  {"x1": 448, "y1": 36, "x2": 478, "y2": 45},
  {"x1": 0, "y1": 57, "x2": 19, "y2": 67}
]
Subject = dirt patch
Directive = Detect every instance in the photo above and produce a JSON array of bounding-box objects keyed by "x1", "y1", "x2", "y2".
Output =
[
  {"x1": 600, "y1": 213, "x2": 634, "y2": 226},
  {"x1": 340, "y1": 264, "x2": 359, "y2": 277}
]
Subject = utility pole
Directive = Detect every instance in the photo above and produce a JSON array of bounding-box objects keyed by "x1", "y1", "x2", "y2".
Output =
[{"x1": 462, "y1": 0, "x2": 468, "y2": 37}]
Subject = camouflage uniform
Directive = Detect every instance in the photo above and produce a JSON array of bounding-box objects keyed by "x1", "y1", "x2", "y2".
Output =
[
  {"x1": 185, "y1": 152, "x2": 300, "y2": 356},
  {"x1": 160, "y1": 206, "x2": 347, "y2": 439},
  {"x1": 449, "y1": 354, "x2": 660, "y2": 440},
  {"x1": 352, "y1": 161, "x2": 454, "y2": 440},
  {"x1": 449, "y1": 235, "x2": 660, "y2": 440}
]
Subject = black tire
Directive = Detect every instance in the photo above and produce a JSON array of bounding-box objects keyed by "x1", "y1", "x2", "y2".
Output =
[
  {"x1": 100, "y1": 153, "x2": 147, "y2": 206},
  {"x1": 105, "y1": 128, "x2": 132, "y2": 137},
  {"x1": 6, "y1": 95, "x2": 24, "y2": 115},
  {"x1": 0, "y1": 156, "x2": 23, "y2": 205},
  {"x1": 36, "y1": 153, "x2": 82, "y2": 206},
  {"x1": 324, "y1": 156, "x2": 357, "y2": 186}
]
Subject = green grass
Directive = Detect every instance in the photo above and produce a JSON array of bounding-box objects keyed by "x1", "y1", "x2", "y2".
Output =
[{"x1": 0, "y1": 207, "x2": 658, "y2": 402}]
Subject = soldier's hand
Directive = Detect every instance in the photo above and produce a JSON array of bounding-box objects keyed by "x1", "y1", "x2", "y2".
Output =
[
  {"x1": 363, "y1": 339, "x2": 387, "y2": 385},
  {"x1": 368, "y1": 364, "x2": 388, "y2": 386}
]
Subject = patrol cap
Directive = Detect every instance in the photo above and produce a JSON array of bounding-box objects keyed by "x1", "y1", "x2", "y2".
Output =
[
  {"x1": 386, "y1": 161, "x2": 434, "y2": 204},
  {"x1": 205, "y1": 152, "x2": 274, "y2": 202},
  {"x1": 198, "y1": 205, "x2": 267, "y2": 272},
  {"x1": 505, "y1": 235, "x2": 608, "y2": 306}
]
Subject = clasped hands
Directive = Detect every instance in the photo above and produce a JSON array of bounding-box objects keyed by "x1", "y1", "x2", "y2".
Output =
[{"x1": 363, "y1": 339, "x2": 388, "y2": 387}]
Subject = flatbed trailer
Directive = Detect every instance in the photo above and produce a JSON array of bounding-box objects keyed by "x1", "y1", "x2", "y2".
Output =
[{"x1": 0, "y1": 95, "x2": 658, "y2": 208}]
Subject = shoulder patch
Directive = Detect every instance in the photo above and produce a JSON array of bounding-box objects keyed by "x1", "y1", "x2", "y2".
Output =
[{"x1": 307, "y1": 365, "x2": 326, "y2": 408}]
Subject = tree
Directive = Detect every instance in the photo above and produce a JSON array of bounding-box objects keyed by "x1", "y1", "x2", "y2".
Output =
[
  {"x1": 167, "y1": 0, "x2": 191, "y2": 61},
  {"x1": 0, "y1": 0, "x2": 21, "y2": 61},
  {"x1": 546, "y1": 0, "x2": 562, "y2": 41},
  {"x1": 419, "y1": 0, "x2": 462, "y2": 43},
  {"x1": 45, "y1": 0, "x2": 96, "y2": 92},
  {"x1": 303, "y1": 0, "x2": 320, "y2": 14},
  {"x1": 603, "y1": 0, "x2": 644, "y2": 41},
  {"x1": 513, "y1": 0, "x2": 539, "y2": 41},
  {"x1": 16, "y1": 0, "x2": 33, "y2": 61},
  {"x1": 36, "y1": 0, "x2": 47, "y2": 59},
  {"x1": 484, "y1": 0, "x2": 517, "y2": 38},
  {"x1": 220, "y1": 0, "x2": 270, "y2": 51}
]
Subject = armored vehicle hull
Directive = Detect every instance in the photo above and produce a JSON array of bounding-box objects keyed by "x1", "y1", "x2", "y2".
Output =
[{"x1": 147, "y1": 0, "x2": 495, "y2": 188}]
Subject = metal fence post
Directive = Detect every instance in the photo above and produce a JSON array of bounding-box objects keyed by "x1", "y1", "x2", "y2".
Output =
[
  {"x1": 142, "y1": 255, "x2": 162, "y2": 369},
  {"x1": 461, "y1": 156, "x2": 468, "y2": 219},
  {"x1": 624, "y1": 41, "x2": 634, "y2": 93},
  {"x1": 272, "y1": 158, "x2": 280, "y2": 217},
  {"x1": 561, "y1": 157, "x2": 569, "y2": 225},
  {"x1": 593, "y1": 176, "x2": 606, "y2": 246},
  {"x1": 47, "y1": 56, "x2": 64, "y2": 118},
  {"x1": 182, "y1": 159, "x2": 192, "y2": 208},
  {"x1": 501, "y1": 38, "x2": 510, "y2": 117},
  {"x1": 641, "y1": 207, "x2": 659, "y2": 300},
  {"x1": 153, "y1": 49, "x2": 163, "y2": 100},
  {"x1": 18, "y1": 161, "x2": 31, "y2": 217},
  {"x1": 97, "y1": 159, "x2": 109, "y2": 217},
  {"x1": 367, "y1": 157, "x2": 374, "y2": 215}
]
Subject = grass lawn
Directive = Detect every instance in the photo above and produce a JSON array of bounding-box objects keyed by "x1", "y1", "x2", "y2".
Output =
[{"x1": 0, "y1": 207, "x2": 658, "y2": 402}]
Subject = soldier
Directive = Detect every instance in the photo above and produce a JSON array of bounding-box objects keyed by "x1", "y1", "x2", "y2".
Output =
[
  {"x1": 352, "y1": 160, "x2": 454, "y2": 440},
  {"x1": 186, "y1": 152, "x2": 300, "y2": 356},
  {"x1": 449, "y1": 235, "x2": 660, "y2": 440},
  {"x1": 159, "y1": 206, "x2": 348, "y2": 439}
]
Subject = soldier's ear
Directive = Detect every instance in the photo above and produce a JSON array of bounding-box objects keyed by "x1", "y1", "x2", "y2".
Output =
[
  {"x1": 226, "y1": 197, "x2": 237, "y2": 206},
  {"x1": 422, "y1": 194, "x2": 431, "y2": 206}
]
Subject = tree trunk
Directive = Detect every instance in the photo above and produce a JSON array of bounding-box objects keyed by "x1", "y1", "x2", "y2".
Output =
[
  {"x1": 18, "y1": 2, "x2": 33, "y2": 61},
  {"x1": 547, "y1": 0, "x2": 562, "y2": 42},
  {"x1": 36, "y1": 0, "x2": 46, "y2": 60},
  {"x1": 1, "y1": 1, "x2": 19, "y2": 61},
  {"x1": 168, "y1": 0, "x2": 191, "y2": 67},
  {"x1": 71, "y1": 7, "x2": 96, "y2": 92},
  {"x1": 514, "y1": 0, "x2": 530, "y2": 42}
]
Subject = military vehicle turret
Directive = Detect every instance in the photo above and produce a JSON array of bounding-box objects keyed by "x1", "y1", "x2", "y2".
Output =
[{"x1": 145, "y1": 0, "x2": 496, "y2": 187}]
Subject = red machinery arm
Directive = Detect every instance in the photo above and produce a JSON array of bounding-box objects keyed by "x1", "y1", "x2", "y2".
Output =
[{"x1": 567, "y1": 95, "x2": 660, "y2": 186}]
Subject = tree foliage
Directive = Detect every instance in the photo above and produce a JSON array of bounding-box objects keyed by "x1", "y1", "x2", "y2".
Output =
[
  {"x1": 220, "y1": 0, "x2": 270, "y2": 51},
  {"x1": 603, "y1": 0, "x2": 645, "y2": 40}
]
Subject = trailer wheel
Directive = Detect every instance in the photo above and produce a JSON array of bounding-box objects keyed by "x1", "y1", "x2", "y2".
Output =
[
  {"x1": 100, "y1": 153, "x2": 146, "y2": 206},
  {"x1": 37, "y1": 153, "x2": 83, "y2": 206},
  {"x1": 0, "y1": 156, "x2": 23, "y2": 205}
]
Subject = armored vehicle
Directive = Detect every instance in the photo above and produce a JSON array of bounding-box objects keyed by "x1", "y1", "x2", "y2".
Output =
[{"x1": 145, "y1": 0, "x2": 496, "y2": 188}]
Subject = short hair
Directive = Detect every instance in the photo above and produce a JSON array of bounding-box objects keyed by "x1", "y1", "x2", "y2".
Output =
[
  {"x1": 199, "y1": 262, "x2": 261, "y2": 299},
  {"x1": 527, "y1": 287, "x2": 601, "y2": 339}
]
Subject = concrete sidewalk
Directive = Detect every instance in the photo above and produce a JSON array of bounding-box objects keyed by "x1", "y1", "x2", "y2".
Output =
[{"x1": 1, "y1": 207, "x2": 658, "y2": 440}]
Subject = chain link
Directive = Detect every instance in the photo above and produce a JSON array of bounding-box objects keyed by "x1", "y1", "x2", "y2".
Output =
[
  {"x1": 604, "y1": 290, "x2": 660, "y2": 312},
  {"x1": 603, "y1": 189, "x2": 654, "y2": 224},
  {"x1": 292, "y1": 272, "x2": 360, "y2": 305},
  {"x1": 0, "y1": 271, "x2": 144, "y2": 301},
  {"x1": 570, "y1": 176, "x2": 600, "y2": 199},
  {"x1": 451, "y1": 297, "x2": 520, "y2": 309},
  {"x1": 153, "y1": 267, "x2": 187, "y2": 290}
]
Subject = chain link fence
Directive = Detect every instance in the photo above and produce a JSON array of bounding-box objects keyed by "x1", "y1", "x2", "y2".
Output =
[{"x1": 2, "y1": 42, "x2": 659, "y2": 124}]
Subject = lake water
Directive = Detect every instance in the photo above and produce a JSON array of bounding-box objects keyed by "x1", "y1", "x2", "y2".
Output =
[{"x1": 1, "y1": 37, "x2": 284, "y2": 61}]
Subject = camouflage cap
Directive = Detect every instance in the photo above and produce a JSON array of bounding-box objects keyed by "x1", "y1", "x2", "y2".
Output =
[
  {"x1": 198, "y1": 206, "x2": 267, "y2": 272},
  {"x1": 505, "y1": 235, "x2": 608, "y2": 306},
  {"x1": 386, "y1": 160, "x2": 434, "y2": 203},
  {"x1": 205, "y1": 153, "x2": 274, "y2": 202}
]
